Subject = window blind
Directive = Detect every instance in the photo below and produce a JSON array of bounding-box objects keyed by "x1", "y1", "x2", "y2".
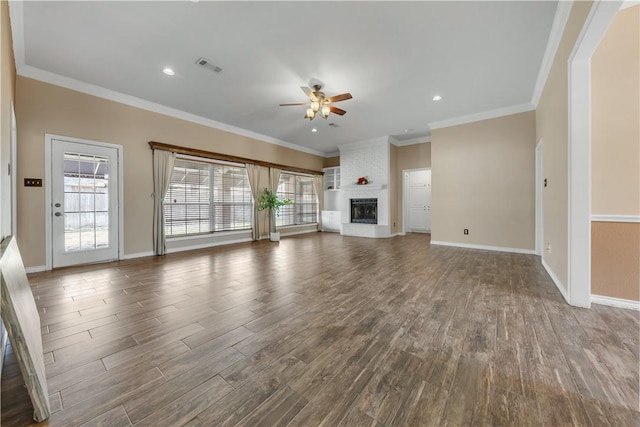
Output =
[
  {"x1": 164, "y1": 158, "x2": 252, "y2": 237},
  {"x1": 276, "y1": 173, "x2": 318, "y2": 226}
]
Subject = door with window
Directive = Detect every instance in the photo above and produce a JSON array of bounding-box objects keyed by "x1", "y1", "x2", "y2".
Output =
[
  {"x1": 408, "y1": 169, "x2": 431, "y2": 233},
  {"x1": 50, "y1": 138, "x2": 120, "y2": 268}
]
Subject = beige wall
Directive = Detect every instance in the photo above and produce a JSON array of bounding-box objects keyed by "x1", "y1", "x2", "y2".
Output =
[
  {"x1": 396, "y1": 142, "x2": 431, "y2": 232},
  {"x1": 1, "y1": 0, "x2": 16, "y2": 239},
  {"x1": 592, "y1": 5, "x2": 639, "y2": 215},
  {"x1": 591, "y1": 222, "x2": 639, "y2": 301},
  {"x1": 431, "y1": 111, "x2": 536, "y2": 250},
  {"x1": 536, "y1": 1, "x2": 593, "y2": 290},
  {"x1": 590, "y1": 6, "x2": 639, "y2": 302},
  {"x1": 323, "y1": 156, "x2": 339, "y2": 168},
  {"x1": 397, "y1": 142, "x2": 431, "y2": 171},
  {"x1": 15, "y1": 77, "x2": 325, "y2": 268}
]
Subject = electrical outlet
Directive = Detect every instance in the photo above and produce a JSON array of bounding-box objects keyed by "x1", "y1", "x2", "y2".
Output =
[
  {"x1": 24, "y1": 178, "x2": 42, "y2": 187},
  {"x1": 464, "y1": 229, "x2": 469, "y2": 235},
  {"x1": 546, "y1": 241, "x2": 551, "y2": 252}
]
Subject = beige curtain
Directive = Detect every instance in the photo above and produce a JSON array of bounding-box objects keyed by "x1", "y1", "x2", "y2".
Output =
[
  {"x1": 246, "y1": 163, "x2": 262, "y2": 241},
  {"x1": 152, "y1": 149, "x2": 176, "y2": 255},
  {"x1": 269, "y1": 168, "x2": 282, "y2": 233},
  {"x1": 313, "y1": 174, "x2": 324, "y2": 230}
]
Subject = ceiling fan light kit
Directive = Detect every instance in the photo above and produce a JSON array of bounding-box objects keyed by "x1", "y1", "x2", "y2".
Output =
[{"x1": 281, "y1": 83, "x2": 352, "y2": 121}]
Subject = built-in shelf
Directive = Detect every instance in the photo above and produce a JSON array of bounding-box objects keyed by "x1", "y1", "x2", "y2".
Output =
[{"x1": 323, "y1": 167, "x2": 340, "y2": 190}]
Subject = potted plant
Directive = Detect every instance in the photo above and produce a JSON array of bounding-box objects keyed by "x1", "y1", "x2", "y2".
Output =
[{"x1": 257, "y1": 188, "x2": 293, "y2": 241}]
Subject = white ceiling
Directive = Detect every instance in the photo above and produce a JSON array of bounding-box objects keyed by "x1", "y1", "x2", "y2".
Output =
[{"x1": 13, "y1": 1, "x2": 558, "y2": 156}]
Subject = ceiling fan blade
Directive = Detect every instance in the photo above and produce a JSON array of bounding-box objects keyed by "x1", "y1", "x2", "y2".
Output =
[
  {"x1": 329, "y1": 106, "x2": 347, "y2": 116},
  {"x1": 301, "y1": 86, "x2": 318, "y2": 101},
  {"x1": 327, "y1": 93, "x2": 352, "y2": 103},
  {"x1": 279, "y1": 103, "x2": 308, "y2": 106}
]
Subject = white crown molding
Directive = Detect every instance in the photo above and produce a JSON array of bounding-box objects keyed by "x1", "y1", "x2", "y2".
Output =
[
  {"x1": 541, "y1": 258, "x2": 571, "y2": 305},
  {"x1": 621, "y1": 1, "x2": 639, "y2": 10},
  {"x1": 591, "y1": 295, "x2": 640, "y2": 311},
  {"x1": 18, "y1": 66, "x2": 327, "y2": 157},
  {"x1": 428, "y1": 102, "x2": 534, "y2": 131},
  {"x1": 338, "y1": 136, "x2": 389, "y2": 152},
  {"x1": 394, "y1": 136, "x2": 432, "y2": 147},
  {"x1": 591, "y1": 214, "x2": 640, "y2": 223},
  {"x1": 324, "y1": 151, "x2": 340, "y2": 158},
  {"x1": 430, "y1": 240, "x2": 535, "y2": 255},
  {"x1": 531, "y1": 1, "x2": 574, "y2": 107}
]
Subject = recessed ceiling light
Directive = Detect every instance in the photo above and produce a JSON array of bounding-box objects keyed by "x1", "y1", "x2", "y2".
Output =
[
  {"x1": 162, "y1": 67, "x2": 175, "y2": 76},
  {"x1": 311, "y1": 128, "x2": 318, "y2": 133},
  {"x1": 404, "y1": 129, "x2": 413, "y2": 133},
  {"x1": 432, "y1": 95, "x2": 442, "y2": 101}
]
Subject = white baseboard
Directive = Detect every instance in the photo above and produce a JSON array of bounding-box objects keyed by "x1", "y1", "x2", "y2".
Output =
[
  {"x1": 430, "y1": 240, "x2": 535, "y2": 255},
  {"x1": 166, "y1": 237, "x2": 253, "y2": 254},
  {"x1": 280, "y1": 228, "x2": 319, "y2": 237},
  {"x1": 25, "y1": 265, "x2": 46, "y2": 274},
  {"x1": 591, "y1": 295, "x2": 640, "y2": 311},
  {"x1": 120, "y1": 251, "x2": 155, "y2": 260},
  {"x1": 541, "y1": 258, "x2": 570, "y2": 304}
]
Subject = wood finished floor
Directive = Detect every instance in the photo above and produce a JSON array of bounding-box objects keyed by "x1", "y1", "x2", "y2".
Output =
[{"x1": 1, "y1": 233, "x2": 638, "y2": 427}]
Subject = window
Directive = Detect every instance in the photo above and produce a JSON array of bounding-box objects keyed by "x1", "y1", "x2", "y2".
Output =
[
  {"x1": 164, "y1": 158, "x2": 252, "y2": 237},
  {"x1": 276, "y1": 173, "x2": 318, "y2": 226}
]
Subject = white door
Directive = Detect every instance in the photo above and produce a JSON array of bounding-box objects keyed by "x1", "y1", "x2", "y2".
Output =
[
  {"x1": 51, "y1": 138, "x2": 119, "y2": 268},
  {"x1": 408, "y1": 169, "x2": 431, "y2": 232}
]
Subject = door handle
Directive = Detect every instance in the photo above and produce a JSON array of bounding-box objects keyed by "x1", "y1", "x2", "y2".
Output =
[
  {"x1": 54, "y1": 212, "x2": 62, "y2": 217},
  {"x1": 54, "y1": 203, "x2": 61, "y2": 207}
]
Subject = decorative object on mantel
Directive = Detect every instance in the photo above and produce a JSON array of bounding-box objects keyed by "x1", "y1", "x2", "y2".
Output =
[
  {"x1": 357, "y1": 176, "x2": 371, "y2": 185},
  {"x1": 257, "y1": 188, "x2": 293, "y2": 241}
]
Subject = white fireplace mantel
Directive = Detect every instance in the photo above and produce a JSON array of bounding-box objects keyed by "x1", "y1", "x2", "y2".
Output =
[{"x1": 340, "y1": 183, "x2": 385, "y2": 191}]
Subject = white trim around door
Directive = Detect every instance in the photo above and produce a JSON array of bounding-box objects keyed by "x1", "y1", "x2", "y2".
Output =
[
  {"x1": 45, "y1": 134, "x2": 124, "y2": 270},
  {"x1": 567, "y1": 0, "x2": 623, "y2": 308}
]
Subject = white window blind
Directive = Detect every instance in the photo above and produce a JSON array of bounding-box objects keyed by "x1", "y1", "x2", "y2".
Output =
[
  {"x1": 276, "y1": 173, "x2": 318, "y2": 226},
  {"x1": 164, "y1": 158, "x2": 252, "y2": 237}
]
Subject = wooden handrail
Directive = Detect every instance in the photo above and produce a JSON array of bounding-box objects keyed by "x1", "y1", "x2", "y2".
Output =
[{"x1": 148, "y1": 141, "x2": 323, "y2": 175}]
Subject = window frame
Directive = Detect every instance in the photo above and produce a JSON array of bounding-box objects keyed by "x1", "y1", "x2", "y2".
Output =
[
  {"x1": 276, "y1": 172, "x2": 319, "y2": 227},
  {"x1": 164, "y1": 155, "x2": 253, "y2": 238}
]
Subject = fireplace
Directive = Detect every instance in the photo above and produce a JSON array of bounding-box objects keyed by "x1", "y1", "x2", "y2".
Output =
[{"x1": 351, "y1": 198, "x2": 378, "y2": 224}]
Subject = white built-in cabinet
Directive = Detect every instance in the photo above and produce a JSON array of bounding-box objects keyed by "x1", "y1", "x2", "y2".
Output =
[
  {"x1": 322, "y1": 167, "x2": 341, "y2": 232},
  {"x1": 323, "y1": 167, "x2": 340, "y2": 191}
]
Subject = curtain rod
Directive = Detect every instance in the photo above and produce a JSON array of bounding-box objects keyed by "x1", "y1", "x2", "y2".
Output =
[{"x1": 148, "y1": 141, "x2": 324, "y2": 176}]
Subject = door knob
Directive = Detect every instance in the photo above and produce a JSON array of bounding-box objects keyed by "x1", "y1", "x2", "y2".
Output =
[
  {"x1": 54, "y1": 212, "x2": 62, "y2": 217},
  {"x1": 54, "y1": 203, "x2": 61, "y2": 207}
]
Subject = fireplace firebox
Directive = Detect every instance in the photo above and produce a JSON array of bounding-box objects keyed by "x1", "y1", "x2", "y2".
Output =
[{"x1": 351, "y1": 198, "x2": 378, "y2": 224}]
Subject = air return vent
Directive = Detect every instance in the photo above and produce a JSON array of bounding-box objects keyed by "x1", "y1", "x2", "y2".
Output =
[{"x1": 195, "y1": 57, "x2": 222, "y2": 73}]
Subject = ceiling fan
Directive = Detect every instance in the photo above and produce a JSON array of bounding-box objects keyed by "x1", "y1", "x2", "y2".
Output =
[{"x1": 280, "y1": 83, "x2": 352, "y2": 121}]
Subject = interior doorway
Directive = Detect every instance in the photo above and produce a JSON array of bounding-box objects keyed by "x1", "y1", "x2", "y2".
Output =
[{"x1": 403, "y1": 168, "x2": 431, "y2": 233}]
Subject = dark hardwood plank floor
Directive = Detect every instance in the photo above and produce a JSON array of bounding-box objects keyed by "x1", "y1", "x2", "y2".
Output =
[{"x1": 1, "y1": 233, "x2": 638, "y2": 426}]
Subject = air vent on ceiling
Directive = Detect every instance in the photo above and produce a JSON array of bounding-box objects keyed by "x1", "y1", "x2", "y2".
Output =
[
  {"x1": 328, "y1": 123, "x2": 340, "y2": 128},
  {"x1": 195, "y1": 57, "x2": 222, "y2": 73}
]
